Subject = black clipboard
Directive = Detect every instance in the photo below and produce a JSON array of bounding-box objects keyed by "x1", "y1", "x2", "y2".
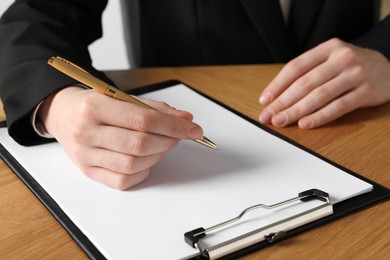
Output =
[{"x1": 0, "y1": 80, "x2": 389, "y2": 260}]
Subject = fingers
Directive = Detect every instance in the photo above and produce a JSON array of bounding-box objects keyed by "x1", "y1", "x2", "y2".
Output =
[
  {"x1": 264, "y1": 68, "x2": 359, "y2": 127},
  {"x1": 298, "y1": 86, "x2": 363, "y2": 129},
  {"x1": 41, "y1": 86, "x2": 201, "y2": 190},
  {"x1": 258, "y1": 38, "x2": 390, "y2": 128},
  {"x1": 79, "y1": 125, "x2": 180, "y2": 156},
  {"x1": 69, "y1": 124, "x2": 174, "y2": 190},
  {"x1": 259, "y1": 61, "x2": 339, "y2": 125},
  {"x1": 83, "y1": 167, "x2": 151, "y2": 191},
  {"x1": 260, "y1": 39, "x2": 331, "y2": 105},
  {"x1": 76, "y1": 146, "x2": 164, "y2": 175},
  {"x1": 259, "y1": 40, "x2": 334, "y2": 126},
  {"x1": 88, "y1": 94, "x2": 203, "y2": 141},
  {"x1": 69, "y1": 95, "x2": 196, "y2": 189},
  {"x1": 268, "y1": 62, "x2": 338, "y2": 112}
]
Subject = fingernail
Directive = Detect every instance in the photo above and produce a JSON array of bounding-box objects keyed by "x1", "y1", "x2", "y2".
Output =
[
  {"x1": 260, "y1": 92, "x2": 271, "y2": 105},
  {"x1": 260, "y1": 109, "x2": 273, "y2": 124},
  {"x1": 189, "y1": 127, "x2": 203, "y2": 140},
  {"x1": 272, "y1": 113, "x2": 287, "y2": 126},
  {"x1": 299, "y1": 118, "x2": 312, "y2": 129}
]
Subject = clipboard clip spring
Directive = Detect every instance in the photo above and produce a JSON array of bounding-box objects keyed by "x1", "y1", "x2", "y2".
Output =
[{"x1": 184, "y1": 189, "x2": 333, "y2": 259}]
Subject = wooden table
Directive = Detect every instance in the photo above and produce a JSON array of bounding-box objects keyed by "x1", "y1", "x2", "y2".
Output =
[{"x1": 0, "y1": 65, "x2": 389, "y2": 259}]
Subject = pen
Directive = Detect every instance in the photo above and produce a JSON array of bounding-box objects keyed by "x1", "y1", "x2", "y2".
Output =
[{"x1": 47, "y1": 56, "x2": 219, "y2": 150}]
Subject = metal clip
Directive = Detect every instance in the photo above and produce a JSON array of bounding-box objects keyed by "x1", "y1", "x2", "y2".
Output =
[
  {"x1": 184, "y1": 189, "x2": 333, "y2": 259},
  {"x1": 265, "y1": 231, "x2": 287, "y2": 242}
]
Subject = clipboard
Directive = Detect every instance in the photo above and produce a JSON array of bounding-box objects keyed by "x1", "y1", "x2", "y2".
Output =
[{"x1": 0, "y1": 80, "x2": 389, "y2": 260}]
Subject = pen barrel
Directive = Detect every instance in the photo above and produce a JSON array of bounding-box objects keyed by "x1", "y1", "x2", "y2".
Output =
[
  {"x1": 49, "y1": 58, "x2": 109, "y2": 93},
  {"x1": 48, "y1": 56, "x2": 154, "y2": 110},
  {"x1": 48, "y1": 56, "x2": 218, "y2": 149},
  {"x1": 105, "y1": 86, "x2": 154, "y2": 110}
]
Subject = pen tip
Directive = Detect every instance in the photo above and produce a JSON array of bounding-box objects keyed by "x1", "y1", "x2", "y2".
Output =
[{"x1": 195, "y1": 136, "x2": 219, "y2": 150}]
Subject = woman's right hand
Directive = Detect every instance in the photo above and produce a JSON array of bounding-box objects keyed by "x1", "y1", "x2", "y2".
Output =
[{"x1": 38, "y1": 86, "x2": 203, "y2": 190}]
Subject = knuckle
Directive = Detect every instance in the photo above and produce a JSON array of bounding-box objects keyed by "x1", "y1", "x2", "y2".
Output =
[
  {"x1": 328, "y1": 37, "x2": 343, "y2": 47},
  {"x1": 131, "y1": 112, "x2": 153, "y2": 131},
  {"x1": 286, "y1": 58, "x2": 304, "y2": 73},
  {"x1": 113, "y1": 170, "x2": 151, "y2": 191},
  {"x1": 313, "y1": 87, "x2": 332, "y2": 104},
  {"x1": 78, "y1": 95, "x2": 97, "y2": 118},
  {"x1": 337, "y1": 47, "x2": 360, "y2": 65},
  {"x1": 296, "y1": 76, "x2": 314, "y2": 93},
  {"x1": 170, "y1": 123, "x2": 185, "y2": 137},
  {"x1": 69, "y1": 95, "x2": 101, "y2": 143},
  {"x1": 270, "y1": 102, "x2": 284, "y2": 113},
  {"x1": 333, "y1": 99, "x2": 349, "y2": 113},
  {"x1": 120, "y1": 156, "x2": 137, "y2": 173},
  {"x1": 69, "y1": 124, "x2": 87, "y2": 142},
  {"x1": 112, "y1": 175, "x2": 130, "y2": 191},
  {"x1": 350, "y1": 65, "x2": 367, "y2": 81},
  {"x1": 360, "y1": 82, "x2": 374, "y2": 95},
  {"x1": 358, "y1": 83, "x2": 376, "y2": 105},
  {"x1": 270, "y1": 97, "x2": 289, "y2": 112},
  {"x1": 126, "y1": 135, "x2": 148, "y2": 155},
  {"x1": 288, "y1": 106, "x2": 304, "y2": 119}
]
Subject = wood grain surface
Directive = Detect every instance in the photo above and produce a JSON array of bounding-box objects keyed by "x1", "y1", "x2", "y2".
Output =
[{"x1": 0, "y1": 64, "x2": 389, "y2": 259}]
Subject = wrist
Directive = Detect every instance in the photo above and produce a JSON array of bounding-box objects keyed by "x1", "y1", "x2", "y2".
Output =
[{"x1": 37, "y1": 86, "x2": 86, "y2": 137}]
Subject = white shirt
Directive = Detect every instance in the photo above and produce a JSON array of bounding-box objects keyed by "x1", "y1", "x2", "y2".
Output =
[{"x1": 280, "y1": 0, "x2": 292, "y2": 24}]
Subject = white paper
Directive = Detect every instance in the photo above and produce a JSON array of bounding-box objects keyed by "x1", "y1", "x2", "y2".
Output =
[{"x1": 0, "y1": 84, "x2": 372, "y2": 260}]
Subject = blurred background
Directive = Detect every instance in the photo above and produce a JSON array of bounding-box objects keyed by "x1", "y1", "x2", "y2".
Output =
[
  {"x1": 1, "y1": 0, "x2": 390, "y2": 70},
  {"x1": 0, "y1": 0, "x2": 127, "y2": 70}
]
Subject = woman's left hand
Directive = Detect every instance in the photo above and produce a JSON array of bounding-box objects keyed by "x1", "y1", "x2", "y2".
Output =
[{"x1": 259, "y1": 38, "x2": 390, "y2": 129}]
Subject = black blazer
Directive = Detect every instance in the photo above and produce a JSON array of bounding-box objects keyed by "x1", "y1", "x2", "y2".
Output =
[
  {"x1": 0, "y1": 0, "x2": 388, "y2": 145},
  {"x1": 121, "y1": 0, "x2": 383, "y2": 66}
]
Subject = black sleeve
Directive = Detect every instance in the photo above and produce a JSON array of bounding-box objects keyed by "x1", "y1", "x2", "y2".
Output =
[
  {"x1": 0, "y1": 0, "x2": 110, "y2": 146},
  {"x1": 352, "y1": 15, "x2": 390, "y2": 59}
]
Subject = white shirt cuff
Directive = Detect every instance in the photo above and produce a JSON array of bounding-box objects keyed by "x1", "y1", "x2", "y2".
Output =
[
  {"x1": 31, "y1": 101, "x2": 53, "y2": 138},
  {"x1": 30, "y1": 84, "x2": 89, "y2": 138}
]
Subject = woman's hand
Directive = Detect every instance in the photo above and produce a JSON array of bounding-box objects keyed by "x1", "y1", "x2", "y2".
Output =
[
  {"x1": 38, "y1": 86, "x2": 203, "y2": 190},
  {"x1": 259, "y1": 38, "x2": 390, "y2": 128}
]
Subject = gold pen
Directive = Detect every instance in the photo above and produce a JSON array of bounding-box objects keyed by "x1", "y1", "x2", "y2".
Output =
[{"x1": 47, "y1": 56, "x2": 219, "y2": 150}]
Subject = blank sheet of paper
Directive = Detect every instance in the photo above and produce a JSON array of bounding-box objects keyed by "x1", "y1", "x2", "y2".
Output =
[{"x1": 0, "y1": 84, "x2": 372, "y2": 259}]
